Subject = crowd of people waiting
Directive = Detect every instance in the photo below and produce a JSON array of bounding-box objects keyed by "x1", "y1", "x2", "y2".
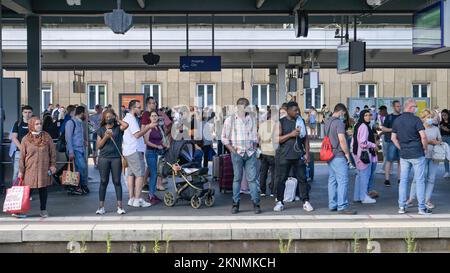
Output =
[{"x1": 4, "y1": 95, "x2": 449, "y2": 217}]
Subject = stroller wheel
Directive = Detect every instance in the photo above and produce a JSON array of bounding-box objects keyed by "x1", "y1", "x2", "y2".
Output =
[
  {"x1": 190, "y1": 195, "x2": 201, "y2": 209},
  {"x1": 204, "y1": 195, "x2": 215, "y2": 207},
  {"x1": 164, "y1": 192, "x2": 176, "y2": 207}
]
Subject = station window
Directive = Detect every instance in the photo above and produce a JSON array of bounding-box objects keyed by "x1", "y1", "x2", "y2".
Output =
[
  {"x1": 359, "y1": 84, "x2": 377, "y2": 98},
  {"x1": 142, "y1": 83, "x2": 161, "y2": 104},
  {"x1": 88, "y1": 84, "x2": 107, "y2": 110},
  {"x1": 196, "y1": 84, "x2": 216, "y2": 108},
  {"x1": 412, "y1": 84, "x2": 430, "y2": 98},
  {"x1": 251, "y1": 84, "x2": 277, "y2": 107},
  {"x1": 304, "y1": 84, "x2": 324, "y2": 110},
  {"x1": 41, "y1": 84, "x2": 52, "y2": 113}
]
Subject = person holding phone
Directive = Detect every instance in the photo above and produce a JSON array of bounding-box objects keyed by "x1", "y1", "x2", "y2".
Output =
[
  {"x1": 144, "y1": 110, "x2": 168, "y2": 205},
  {"x1": 95, "y1": 109, "x2": 129, "y2": 215}
]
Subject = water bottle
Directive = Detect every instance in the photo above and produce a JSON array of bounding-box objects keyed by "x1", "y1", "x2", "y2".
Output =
[{"x1": 306, "y1": 166, "x2": 310, "y2": 179}]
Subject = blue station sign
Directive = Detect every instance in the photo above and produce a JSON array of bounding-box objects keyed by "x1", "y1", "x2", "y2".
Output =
[{"x1": 180, "y1": 56, "x2": 221, "y2": 72}]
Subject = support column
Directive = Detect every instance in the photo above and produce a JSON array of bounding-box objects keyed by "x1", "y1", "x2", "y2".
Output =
[
  {"x1": 26, "y1": 15, "x2": 42, "y2": 114},
  {"x1": 0, "y1": 0, "x2": 4, "y2": 189},
  {"x1": 277, "y1": 64, "x2": 287, "y2": 104}
]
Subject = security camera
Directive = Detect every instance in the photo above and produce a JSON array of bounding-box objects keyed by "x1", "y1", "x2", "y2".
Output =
[{"x1": 143, "y1": 52, "x2": 160, "y2": 65}]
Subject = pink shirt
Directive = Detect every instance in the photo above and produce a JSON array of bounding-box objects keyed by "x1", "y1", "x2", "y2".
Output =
[{"x1": 351, "y1": 123, "x2": 378, "y2": 170}]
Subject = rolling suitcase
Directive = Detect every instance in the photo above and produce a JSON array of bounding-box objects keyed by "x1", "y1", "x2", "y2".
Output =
[
  {"x1": 218, "y1": 154, "x2": 233, "y2": 193},
  {"x1": 213, "y1": 155, "x2": 221, "y2": 180}
]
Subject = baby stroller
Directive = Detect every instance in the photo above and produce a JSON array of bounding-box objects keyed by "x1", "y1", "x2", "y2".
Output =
[{"x1": 160, "y1": 140, "x2": 215, "y2": 209}]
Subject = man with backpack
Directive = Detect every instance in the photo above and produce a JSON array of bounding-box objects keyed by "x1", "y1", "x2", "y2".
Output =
[
  {"x1": 65, "y1": 106, "x2": 89, "y2": 195},
  {"x1": 323, "y1": 103, "x2": 356, "y2": 214},
  {"x1": 273, "y1": 101, "x2": 313, "y2": 212},
  {"x1": 222, "y1": 98, "x2": 260, "y2": 214}
]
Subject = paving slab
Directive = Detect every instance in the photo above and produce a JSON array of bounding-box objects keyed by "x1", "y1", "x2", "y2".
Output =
[
  {"x1": 22, "y1": 224, "x2": 95, "y2": 242},
  {"x1": 92, "y1": 224, "x2": 162, "y2": 241},
  {"x1": 0, "y1": 224, "x2": 27, "y2": 243},
  {"x1": 230, "y1": 222, "x2": 301, "y2": 240},
  {"x1": 162, "y1": 223, "x2": 232, "y2": 241}
]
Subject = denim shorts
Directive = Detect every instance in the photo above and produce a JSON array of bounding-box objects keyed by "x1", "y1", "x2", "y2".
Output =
[{"x1": 385, "y1": 141, "x2": 400, "y2": 162}]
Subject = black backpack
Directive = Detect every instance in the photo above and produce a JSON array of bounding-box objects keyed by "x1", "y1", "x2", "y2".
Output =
[{"x1": 56, "y1": 119, "x2": 75, "y2": 153}]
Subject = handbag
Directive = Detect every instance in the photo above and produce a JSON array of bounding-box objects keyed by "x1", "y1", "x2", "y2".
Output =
[
  {"x1": 360, "y1": 150, "x2": 371, "y2": 164},
  {"x1": 109, "y1": 133, "x2": 127, "y2": 173},
  {"x1": 61, "y1": 160, "x2": 80, "y2": 186},
  {"x1": 432, "y1": 143, "x2": 446, "y2": 161},
  {"x1": 3, "y1": 178, "x2": 31, "y2": 215}
]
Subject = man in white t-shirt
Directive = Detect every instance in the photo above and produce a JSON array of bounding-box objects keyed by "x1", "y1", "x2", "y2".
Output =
[{"x1": 123, "y1": 100, "x2": 156, "y2": 208}]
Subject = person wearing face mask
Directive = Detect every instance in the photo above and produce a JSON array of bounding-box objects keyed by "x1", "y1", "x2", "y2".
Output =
[
  {"x1": 17, "y1": 117, "x2": 56, "y2": 218},
  {"x1": 391, "y1": 98, "x2": 430, "y2": 215},
  {"x1": 407, "y1": 109, "x2": 441, "y2": 210},
  {"x1": 95, "y1": 109, "x2": 129, "y2": 215},
  {"x1": 65, "y1": 106, "x2": 89, "y2": 195},
  {"x1": 351, "y1": 110, "x2": 379, "y2": 204},
  {"x1": 324, "y1": 103, "x2": 356, "y2": 215}
]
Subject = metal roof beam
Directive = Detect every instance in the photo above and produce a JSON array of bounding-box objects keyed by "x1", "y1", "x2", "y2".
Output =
[
  {"x1": 28, "y1": 0, "x2": 428, "y2": 15},
  {"x1": 2, "y1": 0, "x2": 32, "y2": 15}
]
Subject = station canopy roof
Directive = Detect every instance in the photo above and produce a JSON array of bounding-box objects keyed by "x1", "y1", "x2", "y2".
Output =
[{"x1": 0, "y1": 0, "x2": 434, "y2": 26}]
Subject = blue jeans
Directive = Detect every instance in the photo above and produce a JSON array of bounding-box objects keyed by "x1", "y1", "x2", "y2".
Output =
[
  {"x1": 231, "y1": 152, "x2": 259, "y2": 205},
  {"x1": 12, "y1": 151, "x2": 21, "y2": 184},
  {"x1": 399, "y1": 157, "x2": 426, "y2": 210},
  {"x1": 346, "y1": 136, "x2": 356, "y2": 167},
  {"x1": 354, "y1": 162, "x2": 376, "y2": 201},
  {"x1": 367, "y1": 161, "x2": 377, "y2": 192},
  {"x1": 73, "y1": 150, "x2": 87, "y2": 187},
  {"x1": 409, "y1": 158, "x2": 438, "y2": 203},
  {"x1": 443, "y1": 136, "x2": 450, "y2": 172},
  {"x1": 146, "y1": 150, "x2": 158, "y2": 197},
  {"x1": 328, "y1": 156, "x2": 349, "y2": 211}
]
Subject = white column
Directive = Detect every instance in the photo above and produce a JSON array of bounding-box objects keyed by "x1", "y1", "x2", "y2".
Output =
[{"x1": 277, "y1": 64, "x2": 286, "y2": 105}]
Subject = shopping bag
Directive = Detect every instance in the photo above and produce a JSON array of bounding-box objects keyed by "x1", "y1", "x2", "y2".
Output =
[
  {"x1": 3, "y1": 178, "x2": 31, "y2": 214},
  {"x1": 283, "y1": 177, "x2": 298, "y2": 202},
  {"x1": 61, "y1": 160, "x2": 80, "y2": 186}
]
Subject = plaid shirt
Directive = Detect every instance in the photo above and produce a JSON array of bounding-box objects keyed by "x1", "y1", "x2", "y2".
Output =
[{"x1": 221, "y1": 114, "x2": 258, "y2": 157}]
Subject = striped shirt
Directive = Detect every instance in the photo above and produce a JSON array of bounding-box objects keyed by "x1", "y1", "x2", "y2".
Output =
[{"x1": 221, "y1": 114, "x2": 258, "y2": 157}]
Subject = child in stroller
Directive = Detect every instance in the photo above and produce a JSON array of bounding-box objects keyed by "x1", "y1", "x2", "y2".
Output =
[{"x1": 161, "y1": 140, "x2": 215, "y2": 208}]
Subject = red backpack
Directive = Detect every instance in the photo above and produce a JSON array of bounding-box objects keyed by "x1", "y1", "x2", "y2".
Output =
[{"x1": 320, "y1": 119, "x2": 336, "y2": 161}]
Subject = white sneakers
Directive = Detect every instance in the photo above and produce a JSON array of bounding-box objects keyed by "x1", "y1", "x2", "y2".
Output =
[
  {"x1": 362, "y1": 197, "x2": 377, "y2": 204},
  {"x1": 96, "y1": 207, "x2": 106, "y2": 215},
  {"x1": 273, "y1": 201, "x2": 314, "y2": 212},
  {"x1": 273, "y1": 201, "x2": 284, "y2": 212},
  {"x1": 96, "y1": 207, "x2": 127, "y2": 215},
  {"x1": 127, "y1": 198, "x2": 151, "y2": 208},
  {"x1": 444, "y1": 172, "x2": 450, "y2": 178},
  {"x1": 303, "y1": 201, "x2": 314, "y2": 212},
  {"x1": 132, "y1": 198, "x2": 151, "y2": 208},
  {"x1": 117, "y1": 207, "x2": 126, "y2": 215}
]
